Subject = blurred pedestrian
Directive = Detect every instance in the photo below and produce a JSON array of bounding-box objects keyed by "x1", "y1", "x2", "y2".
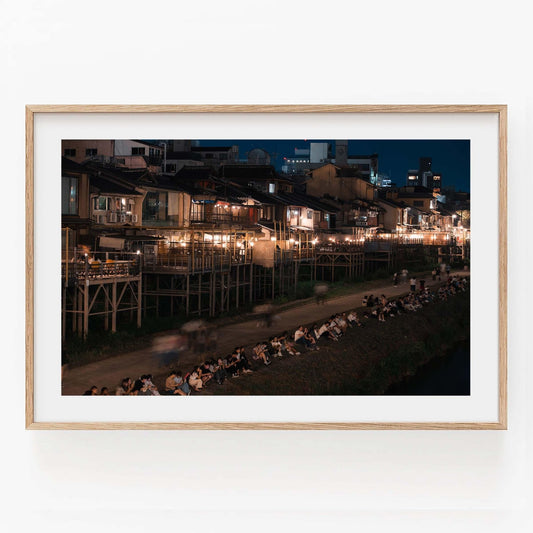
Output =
[{"x1": 314, "y1": 283, "x2": 328, "y2": 305}]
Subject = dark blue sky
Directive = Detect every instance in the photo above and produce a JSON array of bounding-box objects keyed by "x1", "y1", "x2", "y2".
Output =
[{"x1": 198, "y1": 139, "x2": 470, "y2": 192}]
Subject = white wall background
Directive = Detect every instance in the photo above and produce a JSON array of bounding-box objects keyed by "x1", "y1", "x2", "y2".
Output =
[{"x1": 1, "y1": 1, "x2": 531, "y2": 531}]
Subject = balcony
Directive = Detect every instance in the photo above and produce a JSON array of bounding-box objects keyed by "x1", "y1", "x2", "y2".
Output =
[
  {"x1": 93, "y1": 212, "x2": 139, "y2": 225},
  {"x1": 190, "y1": 213, "x2": 252, "y2": 225}
]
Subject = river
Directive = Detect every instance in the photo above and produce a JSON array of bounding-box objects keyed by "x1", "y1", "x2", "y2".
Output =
[{"x1": 385, "y1": 341, "x2": 470, "y2": 395}]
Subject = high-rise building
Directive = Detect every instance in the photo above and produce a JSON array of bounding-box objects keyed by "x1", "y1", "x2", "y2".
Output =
[
  {"x1": 406, "y1": 157, "x2": 442, "y2": 192},
  {"x1": 335, "y1": 140, "x2": 348, "y2": 166}
]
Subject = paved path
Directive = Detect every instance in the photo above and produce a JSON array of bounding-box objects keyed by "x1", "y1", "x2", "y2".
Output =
[{"x1": 62, "y1": 271, "x2": 469, "y2": 395}]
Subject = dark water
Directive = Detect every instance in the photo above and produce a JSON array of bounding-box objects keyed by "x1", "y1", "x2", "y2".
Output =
[{"x1": 385, "y1": 342, "x2": 470, "y2": 395}]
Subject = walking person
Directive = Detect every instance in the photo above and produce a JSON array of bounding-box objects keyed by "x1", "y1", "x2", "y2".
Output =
[{"x1": 393, "y1": 272, "x2": 398, "y2": 286}]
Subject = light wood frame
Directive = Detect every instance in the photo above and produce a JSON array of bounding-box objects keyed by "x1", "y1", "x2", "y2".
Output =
[{"x1": 25, "y1": 104, "x2": 507, "y2": 430}]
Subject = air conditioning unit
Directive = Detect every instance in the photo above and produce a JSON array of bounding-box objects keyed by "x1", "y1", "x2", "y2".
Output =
[
  {"x1": 96, "y1": 214, "x2": 106, "y2": 224},
  {"x1": 132, "y1": 214, "x2": 138, "y2": 224},
  {"x1": 108, "y1": 212, "x2": 118, "y2": 223},
  {"x1": 119, "y1": 213, "x2": 127, "y2": 223}
]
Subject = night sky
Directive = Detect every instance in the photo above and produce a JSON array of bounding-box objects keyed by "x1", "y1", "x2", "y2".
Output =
[{"x1": 197, "y1": 139, "x2": 470, "y2": 192}]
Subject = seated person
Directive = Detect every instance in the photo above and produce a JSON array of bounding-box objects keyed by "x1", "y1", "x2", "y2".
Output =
[
  {"x1": 214, "y1": 358, "x2": 228, "y2": 385},
  {"x1": 188, "y1": 368, "x2": 203, "y2": 392},
  {"x1": 116, "y1": 377, "x2": 133, "y2": 396},
  {"x1": 347, "y1": 311, "x2": 361, "y2": 327},
  {"x1": 269, "y1": 337, "x2": 283, "y2": 358},
  {"x1": 335, "y1": 314, "x2": 348, "y2": 333},
  {"x1": 237, "y1": 347, "x2": 253, "y2": 373},
  {"x1": 279, "y1": 332, "x2": 300, "y2": 355},
  {"x1": 228, "y1": 350, "x2": 242, "y2": 377},
  {"x1": 165, "y1": 370, "x2": 188, "y2": 396},
  {"x1": 252, "y1": 343, "x2": 271, "y2": 365},
  {"x1": 303, "y1": 327, "x2": 319, "y2": 350},
  {"x1": 318, "y1": 322, "x2": 337, "y2": 341},
  {"x1": 328, "y1": 318, "x2": 343, "y2": 337},
  {"x1": 294, "y1": 326, "x2": 314, "y2": 349},
  {"x1": 140, "y1": 374, "x2": 160, "y2": 396},
  {"x1": 200, "y1": 361, "x2": 214, "y2": 384}
]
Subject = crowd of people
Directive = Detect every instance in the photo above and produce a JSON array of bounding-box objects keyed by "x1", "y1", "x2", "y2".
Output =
[{"x1": 81, "y1": 274, "x2": 469, "y2": 396}]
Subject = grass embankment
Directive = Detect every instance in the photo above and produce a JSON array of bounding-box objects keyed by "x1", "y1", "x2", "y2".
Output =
[{"x1": 206, "y1": 291, "x2": 470, "y2": 396}]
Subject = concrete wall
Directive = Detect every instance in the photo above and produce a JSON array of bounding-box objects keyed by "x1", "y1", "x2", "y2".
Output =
[{"x1": 62, "y1": 140, "x2": 114, "y2": 163}]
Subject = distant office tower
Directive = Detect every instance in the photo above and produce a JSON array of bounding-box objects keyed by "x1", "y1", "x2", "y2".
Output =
[
  {"x1": 406, "y1": 157, "x2": 442, "y2": 192},
  {"x1": 335, "y1": 140, "x2": 348, "y2": 166},
  {"x1": 310, "y1": 142, "x2": 329, "y2": 163}
]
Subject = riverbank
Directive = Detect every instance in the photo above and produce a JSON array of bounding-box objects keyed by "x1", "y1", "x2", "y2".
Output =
[
  {"x1": 62, "y1": 267, "x2": 448, "y2": 368},
  {"x1": 62, "y1": 273, "x2": 469, "y2": 395},
  {"x1": 206, "y1": 290, "x2": 470, "y2": 396}
]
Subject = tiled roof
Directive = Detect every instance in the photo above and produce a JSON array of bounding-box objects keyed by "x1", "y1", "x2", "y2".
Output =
[{"x1": 219, "y1": 164, "x2": 281, "y2": 181}]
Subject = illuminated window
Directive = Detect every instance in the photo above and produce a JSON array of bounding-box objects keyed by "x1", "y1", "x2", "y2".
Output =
[
  {"x1": 93, "y1": 196, "x2": 108, "y2": 211},
  {"x1": 268, "y1": 183, "x2": 275, "y2": 193}
]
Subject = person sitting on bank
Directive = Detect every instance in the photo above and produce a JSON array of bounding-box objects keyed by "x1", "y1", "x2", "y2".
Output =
[
  {"x1": 237, "y1": 346, "x2": 253, "y2": 373},
  {"x1": 165, "y1": 370, "x2": 188, "y2": 396},
  {"x1": 279, "y1": 332, "x2": 300, "y2": 355},
  {"x1": 410, "y1": 277, "x2": 416, "y2": 292},
  {"x1": 269, "y1": 336, "x2": 284, "y2": 358},
  {"x1": 303, "y1": 327, "x2": 319, "y2": 350},
  {"x1": 200, "y1": 361, "x2": 214, "y2": 385},
  {"x1": 188, "y1": 368, "x2": 203, "y2": 392},
  {"x1": 294, "y1": 326, "x2": 316, "y2": 349},
  {"x1": 347, "y1": 310, "x2": 362, "y2": 327},
  {"x1": 213, "y1": 358, "x2": 228, "y2": 385},
  {"x1": 139, "y1": 374, "x2": 160, "y2": 396},
  {"x1": 115, "y1": 377, "x2": 133, "y2": 396},
  {"x1": 318, "y1": 321, "x2": 338, "y2": 341},
  {"x1": 252, "y1": 343, "x2": 271, "y2": 365}
]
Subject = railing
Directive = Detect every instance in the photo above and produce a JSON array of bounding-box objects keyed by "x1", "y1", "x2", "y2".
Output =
[
  {"x1": 190, "y1": 213, "x2": 252, "y2": 224},
  {"x1": 316, "y1": 242, "x2": 365, "y2": 253},
  {"x1": 143, "y1": 242, "x2": 252, "y2": 273},
  {"x1": 62, "y1": 251, "x2": 141, "y2": 282},
  {"x1": 93, "y1": 212, "x2": 138, "y2": 224}
]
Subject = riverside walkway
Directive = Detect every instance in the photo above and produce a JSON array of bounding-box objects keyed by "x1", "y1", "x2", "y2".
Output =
[{"x1": 62, "y1": 271, "x2": 469, "y2": 395}]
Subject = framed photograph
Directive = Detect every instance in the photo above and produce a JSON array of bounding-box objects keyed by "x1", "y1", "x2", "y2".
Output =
[{"x1": 26, "y1": 105, "x2": 507, "y2": 429}]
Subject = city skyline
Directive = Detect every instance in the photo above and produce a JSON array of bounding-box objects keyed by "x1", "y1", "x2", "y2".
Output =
[{"x1": 196, "y1": 139, "x2": 470, "y2": 192}]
